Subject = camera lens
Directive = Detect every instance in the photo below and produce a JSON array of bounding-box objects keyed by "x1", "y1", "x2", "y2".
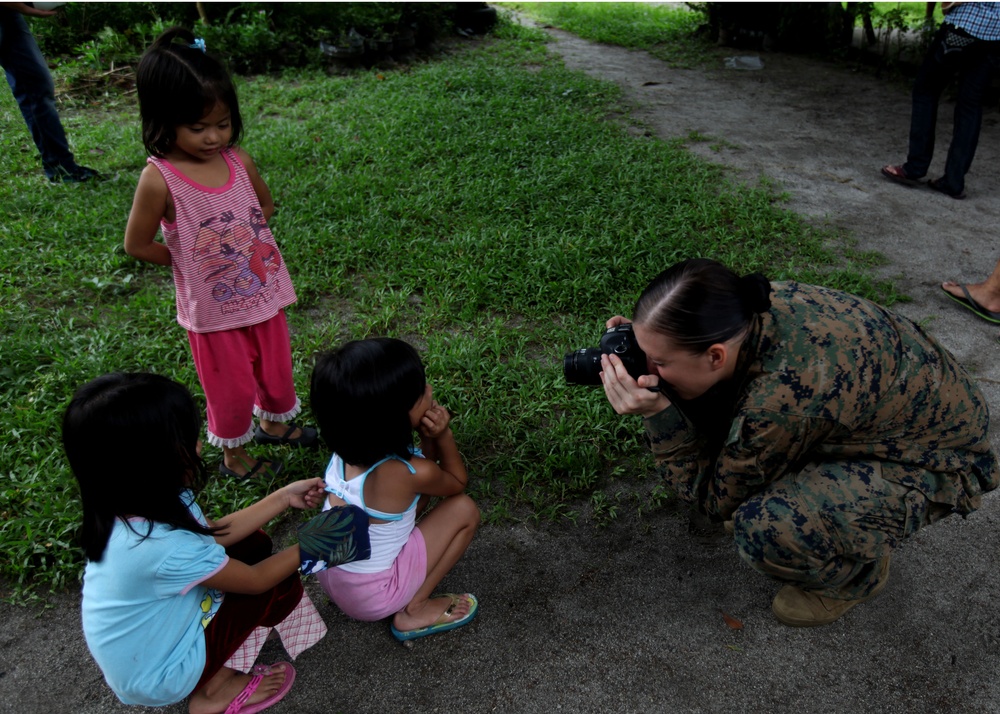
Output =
[{"x1": 563, "y1": 348, "x2": 604, "y2": 385}]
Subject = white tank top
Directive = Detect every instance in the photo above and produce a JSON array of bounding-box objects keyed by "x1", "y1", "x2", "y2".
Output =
[{"x1": 322, "y1": 451, "x2": 421, "y2": 573}]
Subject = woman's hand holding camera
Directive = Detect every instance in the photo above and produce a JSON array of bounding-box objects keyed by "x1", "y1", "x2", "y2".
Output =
[{"x1": 600, "y1": 352, "x2": 670, "y2": 417}]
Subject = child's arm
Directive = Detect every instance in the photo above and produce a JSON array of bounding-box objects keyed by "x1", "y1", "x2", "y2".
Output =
[
  {"x1": 412, "y1": 403, "x2": 469, "y2": 497},
  {"x1": 235, "y1": 148, "x2": 275, "y2": 222},
  {"x1": 124, "y1": 165, "x2": 172, "y2": 266},
  {"x1": 210, "y1": 478, "x2": 326, "y2": 548},
  {"x1": 202, "y1": 546, "x2": 300, "y2": 595}
]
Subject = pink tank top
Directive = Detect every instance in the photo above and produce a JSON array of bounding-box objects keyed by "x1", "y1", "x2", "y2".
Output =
[{"x1": 148, "y1": 148, "x2": 296, "y2": 333}]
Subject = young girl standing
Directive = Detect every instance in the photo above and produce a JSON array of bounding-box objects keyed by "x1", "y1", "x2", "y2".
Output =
[
  {"x1": 310, "y1": 338, "x2": 482, "y2": 641},
  {"x1": 63, "y1": 372, "x2": 328, "y2": 713},
  {"x1": 124, "y1": 27, "x2": 315, "y2": 480}
]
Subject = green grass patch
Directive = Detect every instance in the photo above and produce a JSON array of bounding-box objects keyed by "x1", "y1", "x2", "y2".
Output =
[
  {"x1": 1, "y1": 16, "x2": 893, "y2": 592},
  {"x1": 501, "y1": 2, "x2": 712, "y2": 67}
]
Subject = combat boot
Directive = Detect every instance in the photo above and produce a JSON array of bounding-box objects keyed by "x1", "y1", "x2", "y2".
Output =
[{"x1": 771, "y1": 557, "x2": 890, "y2": 627}]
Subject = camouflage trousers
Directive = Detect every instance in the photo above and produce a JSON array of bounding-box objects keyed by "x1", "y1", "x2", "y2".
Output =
[{"x1": 732, "y1": 459, "x2": 952, "y2": 600}]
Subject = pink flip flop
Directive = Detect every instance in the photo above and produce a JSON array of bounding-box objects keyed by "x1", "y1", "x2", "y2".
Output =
[{"x1": 224, "y1": 662, "x2": 296, "y2": 714}]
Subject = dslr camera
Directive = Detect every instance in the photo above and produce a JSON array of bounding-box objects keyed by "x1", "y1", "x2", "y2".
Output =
[{"x1": 564, "y1": 323, "x2": 649, "y2": 386}]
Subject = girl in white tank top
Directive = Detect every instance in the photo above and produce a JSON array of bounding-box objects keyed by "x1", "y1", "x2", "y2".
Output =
[{"x1": 311, "y1": 338, "x2": 482, "y2": 641}]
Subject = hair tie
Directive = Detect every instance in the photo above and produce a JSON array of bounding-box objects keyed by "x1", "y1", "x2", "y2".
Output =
[
  {"x1": 739, "y1": 273, "x2": 772, "y2": 314},
  {"x1": 190, "y1": 38, "x2": 206, "y2": 53}
]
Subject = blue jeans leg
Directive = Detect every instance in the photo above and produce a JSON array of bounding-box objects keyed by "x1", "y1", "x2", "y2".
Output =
[
  {"x1": 941, "y1": 51, "x2": 1000, "y2": 195},
  {"x1": 903, "y1": 27, "x2": 955, "y2": 180},
  {"x1": 904, "y1": 25, "x2": 1000, "y2": 193},
  {"x1": 0, "y1": 9, "x2": 77, "y2": 179}
]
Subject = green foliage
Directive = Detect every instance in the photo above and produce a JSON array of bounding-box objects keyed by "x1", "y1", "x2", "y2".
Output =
[
  {"x1": 27, "y1": 2, "x2": 188, "y2": 56},
  {"x1": 0, "y1": 19, "x2": 894, "y2": 593},
  {"x1": 28, "y1": 2, "x2": 458, "y2": 80},
  {"x1": 857, "y1": 1, "x2": 939, "y2": 67},
  {"x1": 196, "y1": 7, "x2": 287, "y2": 74},
  {"x1": 864, "y1": 2, "x2": 942, "y2": 30}
]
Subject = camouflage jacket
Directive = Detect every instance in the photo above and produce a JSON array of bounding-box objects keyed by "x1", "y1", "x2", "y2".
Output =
[{"x1": 644, "y1": 281, "x2": 1000, "y2": 520}]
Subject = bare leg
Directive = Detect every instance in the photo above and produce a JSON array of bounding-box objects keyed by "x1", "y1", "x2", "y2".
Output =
[
  {"x1": 392, "y1": 494, "x2": 480, "y2": 632},
  {"x1": 188, "y1": 664, "x2": 288, "y2": 714},
  {"x1": 942, "y1": 258, "x2": 1000, "y2": 313}
]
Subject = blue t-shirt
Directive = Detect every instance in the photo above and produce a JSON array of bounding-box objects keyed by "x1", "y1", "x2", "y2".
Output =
[{"x1": 81, "y1": 491, "x2": 228, "y2": 706}]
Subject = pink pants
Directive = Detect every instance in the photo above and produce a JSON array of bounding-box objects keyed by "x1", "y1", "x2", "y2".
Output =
[
  {"x1": 188, "y1": 311, "x2": 300, "y2": 448},
  {"x1": 317, "y1": 528, "x2": 427, "y2": 621}
]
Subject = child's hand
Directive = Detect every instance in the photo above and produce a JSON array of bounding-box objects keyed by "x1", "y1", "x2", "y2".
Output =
[
  {"x1": 417, "y1": 401, "x2": 451, "y2": 439},
  {"x1": 282, "y1": 478, "x2": 327, "y2": 510}
]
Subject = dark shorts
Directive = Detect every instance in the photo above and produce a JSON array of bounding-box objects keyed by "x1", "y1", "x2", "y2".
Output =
[{"x1": 194, "y1": 529, "x2": 303, "y2": 691}]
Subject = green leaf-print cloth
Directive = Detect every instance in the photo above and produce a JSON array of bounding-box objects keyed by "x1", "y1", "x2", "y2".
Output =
[{"x1": 297, "y1": 505, "x2": 371, "y2": 575}]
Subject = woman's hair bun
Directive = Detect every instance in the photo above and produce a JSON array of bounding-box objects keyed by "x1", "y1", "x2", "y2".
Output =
[{"x1": 739, "y1": 273, "x2": 772, "y2": 314}]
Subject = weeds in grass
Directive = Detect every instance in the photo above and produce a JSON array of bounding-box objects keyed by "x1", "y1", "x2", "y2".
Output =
[{"x1": 1, "y1": 15, "x2": 891, "y2": 592}]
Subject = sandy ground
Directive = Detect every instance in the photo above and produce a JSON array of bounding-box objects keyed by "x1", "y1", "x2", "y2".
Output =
[{"x1": 3, "y1": 23, "x2": 1000, "y2": 714}]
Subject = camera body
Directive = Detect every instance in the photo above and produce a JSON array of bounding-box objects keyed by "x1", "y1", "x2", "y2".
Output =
[{"x1": 564, "y1": 323, "x2": 649, "y2": 385}]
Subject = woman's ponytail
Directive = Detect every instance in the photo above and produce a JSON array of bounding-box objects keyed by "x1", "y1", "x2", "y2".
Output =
[{"x1": 738, "y1": 273, "x2": 772, "y2": 315}]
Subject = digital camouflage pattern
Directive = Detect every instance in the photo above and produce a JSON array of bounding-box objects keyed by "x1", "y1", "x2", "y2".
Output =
[{"x1": 644, "y1": 282, "x2": 999, "y2": 596}]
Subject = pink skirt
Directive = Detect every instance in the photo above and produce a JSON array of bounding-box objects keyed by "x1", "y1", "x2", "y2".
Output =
[{"x1": 317, "y1": 528, "x2": 427, "y2": 621}]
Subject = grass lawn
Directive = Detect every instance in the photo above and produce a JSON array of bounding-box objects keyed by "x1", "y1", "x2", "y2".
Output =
[
  {"x1": 0, "y1": 10, "x2": 894, "y2": 593},
  {"x1": 502, "y1": 2, "x2": 711, "y2": 66},
  {"x1": 508, "y1": 2, "x2": 944, "y2": 58}
]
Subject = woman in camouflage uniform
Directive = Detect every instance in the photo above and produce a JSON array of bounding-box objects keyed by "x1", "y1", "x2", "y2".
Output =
[{"x1": 600, "y1": 258, "x2": 999, "y2": 627}]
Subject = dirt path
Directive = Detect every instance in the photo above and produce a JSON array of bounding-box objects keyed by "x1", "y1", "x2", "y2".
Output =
[{"x1": 546, "y1": 27, "x2": 1000, "y2": 439}]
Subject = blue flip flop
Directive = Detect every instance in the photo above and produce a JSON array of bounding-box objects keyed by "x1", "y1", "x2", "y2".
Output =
[
  {"x1": 391, "y1": 593, "x2": 478, "y2": 641},
  {"x1": 941, "y1": 284, "x2": 1000, "y2": 324}
]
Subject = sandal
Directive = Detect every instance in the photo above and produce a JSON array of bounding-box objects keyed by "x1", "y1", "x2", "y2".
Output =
[
  {"x1": 225, "y1": 662, "x2": 296, "y2": 714},
  {"x1": 928, "y1": 177, "x2": 966, "y2": 200},
  {"x1": 254, "y1": 422, "x2": 318, "y2": 448},
  {"x1": 880, "y1": 164, "x2": 922, "y2": 187},
  {"x1": 219, "y1": 458, "x2": 284, "y2": 481},
  {"x1": 390, "y1": 593, "x2": 479, "y2": 641}
]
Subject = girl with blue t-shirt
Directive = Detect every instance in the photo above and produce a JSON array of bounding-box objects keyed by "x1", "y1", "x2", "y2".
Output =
[
  {"x1": 310, "y1": 338, "x2": 481, "y2": 641},
  {"x1": 63, "y1": 373, "x2": 327, "y2": 714}
]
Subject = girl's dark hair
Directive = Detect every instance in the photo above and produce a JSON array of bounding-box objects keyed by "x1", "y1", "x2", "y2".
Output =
[
  {"x1": 311, "y1": 338, "x2": 426, "y2": 467},
  {"x1": 62, "y1": 373, "x2": 219, "y2": 562},
  {"x1": 136, "y1": 26, "x2": 243, "y2": 157},
  {"x1": 633, "y1": 258, "x2": 772, "y2": 353}
]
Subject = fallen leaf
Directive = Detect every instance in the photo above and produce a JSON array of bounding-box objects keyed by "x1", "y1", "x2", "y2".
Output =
[{"x1": 721, "y1": 609, "x2": 744, "y2": 630}]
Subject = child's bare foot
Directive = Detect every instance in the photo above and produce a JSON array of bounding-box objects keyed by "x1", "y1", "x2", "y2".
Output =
[
  {"x1": 391, "y1": 593, "x2": 479, "y2": 641},
  {"x1": 220, "y1": 445, "x2": 283, "y2": 480},
  {"x1": 188, "y1": 664, "x2": 289, "y2": 714},
  {"x1": 255, "y1": 419, "x2": 318, "y2": 447},
  {"x1": 393, "y1": 593, "x2": 473, "y2": 632}
]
